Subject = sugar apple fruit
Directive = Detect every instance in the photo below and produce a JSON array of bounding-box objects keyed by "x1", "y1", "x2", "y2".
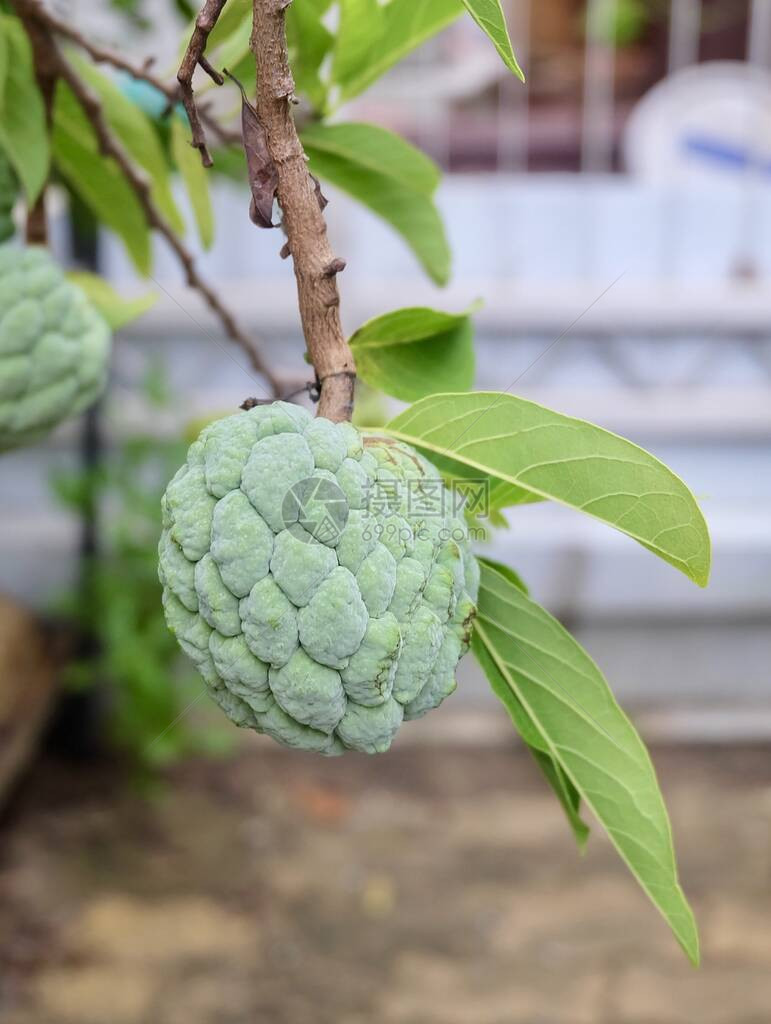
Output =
[
  {"x1": 159, "y1": 401, "x2": 479, "y2": 755},
  {"x1": 0, "y1": 245, "x2": 112, "y2": 450}
]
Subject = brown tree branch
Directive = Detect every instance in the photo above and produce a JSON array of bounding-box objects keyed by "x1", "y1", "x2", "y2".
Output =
[
  {"x1": 12, "y1": 0, "x2": 280, "y2": 397},
  {"x1": 57, "y1": 56, "x2": 280, "y2": 394},
  {"x1": 251, "y1": 0, "x2": 355, "y2": 421},
  {"x1": 177, "y1": 0, "x2": 229, "y2": 167},
  {"x1": 15, "y1": 5, "x2": 58, "y2": 244},
  {"x1": 17, "y1": 0, "x2": 240, "y2": 150}
]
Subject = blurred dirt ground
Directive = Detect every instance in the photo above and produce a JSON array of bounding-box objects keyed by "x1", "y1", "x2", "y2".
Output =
[{"x1": 2, "y1": 741, "x2": 771, "y2": 1024}]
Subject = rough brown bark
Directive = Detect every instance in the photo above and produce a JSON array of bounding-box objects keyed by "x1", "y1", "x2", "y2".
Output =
[
  {"x1": 15, "y1": 4, "x2": 57, "y2": 244},
  {"x1": 177, "y1": 0, "x2": 229, "y2": 166},
  {"x1": 250, "y1": 0, "x2": 356, "y2": 422}
]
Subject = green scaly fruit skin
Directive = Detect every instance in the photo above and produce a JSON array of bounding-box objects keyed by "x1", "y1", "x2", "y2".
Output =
[
  {"x1": 0, "y1": 245, "x2": 112, "y2": 450},
  {"x1": 158, "y1": 402, "x2": 479, "y2": 755}
]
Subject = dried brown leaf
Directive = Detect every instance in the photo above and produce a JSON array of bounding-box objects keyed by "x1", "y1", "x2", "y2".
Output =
[{"x1": 225, "y1": 69, "x2": 278, "y2": 229}]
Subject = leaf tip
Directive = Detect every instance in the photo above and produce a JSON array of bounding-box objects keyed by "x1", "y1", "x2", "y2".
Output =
[
  {"x1": 673, "y1": 892, "x2": 700, "y2": 966},
  {"x1": 684, "y1": 928, "x2": 701, "y2": 968},
  {"x1": 428, "y1": 259, "x2": 451, "y2": 288}
]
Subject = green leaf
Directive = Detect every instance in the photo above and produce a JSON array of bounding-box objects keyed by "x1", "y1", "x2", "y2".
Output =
[
  {"x1": 301, "y1": 121, "x2": 440, "y2": 196},
  {"x1": 287, "y1": 0, "x2": 335, "y2": 111},
  {"x1": 349, "y1": 305, "x2": 474, "y2": 401},
  {"x1": 175, "y1": 0, "x2": 250, "y2": 69},
  {"x1": 461, "y1": 0, "x2": 525, "y2": 80},
  {"x1": 70, "y1": 55, "x2": 186, "y2": 236},
  {"x1": 53, "y1": 81, "x2": 152, "y2": 274},
  {"x1": 477, "y1": 555, "x2": 528, "y2": 594},
  {"x1": 67, "y1": 271, "x2": 156, "y2": 329},
  {"x1": 206, "y1": 143, "x2": 248, "y2": 181},
  {"x1": 190, "y1": 0, "x2": 290, "y2": 92},
  {"x1": 202, "y1": 0, "x2": 251, "y2": 49},
  {"x1": 0, "y1": 26, "x2": 8, "y2": 109},
  {"x1": 302, "y1": 122, "x2": 450, "y2": 285},
  {"x1": 170, "y1": 116, "x2": 214, "y2": 248},
  {"x1": 221, "y1": 50, "x2": 254, "y2": 91},
  {"x1": 471, "y1": 601, "x2": 544, "y2": 751},
  {"x1": 331, "y1": 0, "x2": 463, "y2": 104},
  {"x1": 332, "y1": 0, "x2": 382, "y2": 90},
  {"x1": 0, "y1": 16, "x2": 49, "y2": 204},
  {"x1": 211, "y1": 14, "x2": 252, "y2": 74},
  {"x1": 472, "y1": 561, "x2": 699, "y2": 963},
  {"x1": 473, "y1": 557, "x2": 588, "y2": 849},
  {"x1": 384, "y1": 392, "x2": 711, "y2": 586},
  {"x1": 474, "y1": 610, "x2": 588, "y2": 850},
  {"x1": 488, "y1": 478, "x2": 542, "y2": 510},
  {"x1": 530, "y1": 746, "x2": 590, "y2": 849}
]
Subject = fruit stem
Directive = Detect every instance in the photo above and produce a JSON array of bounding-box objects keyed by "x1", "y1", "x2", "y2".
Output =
[{"x1": 250, "y1": 0, "x2": 356, "y2": 422}]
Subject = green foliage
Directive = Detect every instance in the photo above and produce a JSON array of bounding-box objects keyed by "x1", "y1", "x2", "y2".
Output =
[
  {"x1": 460, "y1": 0, "x2": 524, "y2": 80},
  {"x1": 0, "y1": 15, "x2": 49, "y2": 203},
  {"x1": 52, "y1": 80, "x2": 153, "y2": 273},
  {"x1": 182, "y1": 0, "x2": 524, "y2": 115},
  {"x1": 384, "y1": 392, "x2": 711, "y2": 586},
  {"x1": 472, "y1": 561, "x2": 699, "y2": 963},
  {"x1": 66, "y1": 270, "x2": 157, "y2": 329},
  {"x1": 301, "y1": 120, "x2": 442, "y2": 196},
  {"x1": 529, "y1": 746, "x2": 589, "y2": 849},
  {"x1": 0, "y1": 23, "x2": 7, "y2": 107},
  {"x1": 302, "y1": 121, "x2": 450, "y2": 284},
  {"x1": 0, "y1": 0, "x2": 711, "y2": 965},
  {"x1": 589, "y1": 0, "x2": 649, "y2": 46},
  {"x1": 211, "y1": 16, "x2": 253, "y2": 83},
  {"x1": 198, "y1": 0, "x2": 251, "y2": 48},
  {"x1": 0, "y1": 0, "x2": 523, "y2": 284},
  {"x1": 69, "y1": 55, "x2": 186, "y2": 236},
  {"x1": 487, "y1": 478, "x2": 542, "y2": 515},
  {"x1": 473, "y1": 557, "x2": 588, "y2": 848},
  {"x1": 325, "y1": 0, "x2": 525, "y2": 104},
  {"x1": 476, "y1": 556, "x2": 528, "y2": 594},
  {"x1": 287, "y1": 0, "x2": 334, "y2": 111},
  {"x1": 384, "y1": 389, "x2": 710, "y2": 960},
  {"x1": 51, "y1": 367, "x2": 233, "y2": 766},
  {"x1": 0, "y1": 18, "x2": 217, "y2": 273},
  {"x1": 179, "y1": 0, "x2": 523, "y2": 285},
  {"x1": 349, "y1": 305, "x2": 475, "y2": 401},
  {"x1": 176, "y1": 2, "x2": 253, "y2": 89},
  {"x1": 330, "y1": 0, "x2": 463, "y2": 106},
  {"x1": 0, "y1": 143, "x2": 17, "y2": 241},
  {"x1": 170, "y1": 115, "x2": 215, "y2": 248},
  {"x1": 107, "y1": 0, "x2": 196, "y2": 31}
]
